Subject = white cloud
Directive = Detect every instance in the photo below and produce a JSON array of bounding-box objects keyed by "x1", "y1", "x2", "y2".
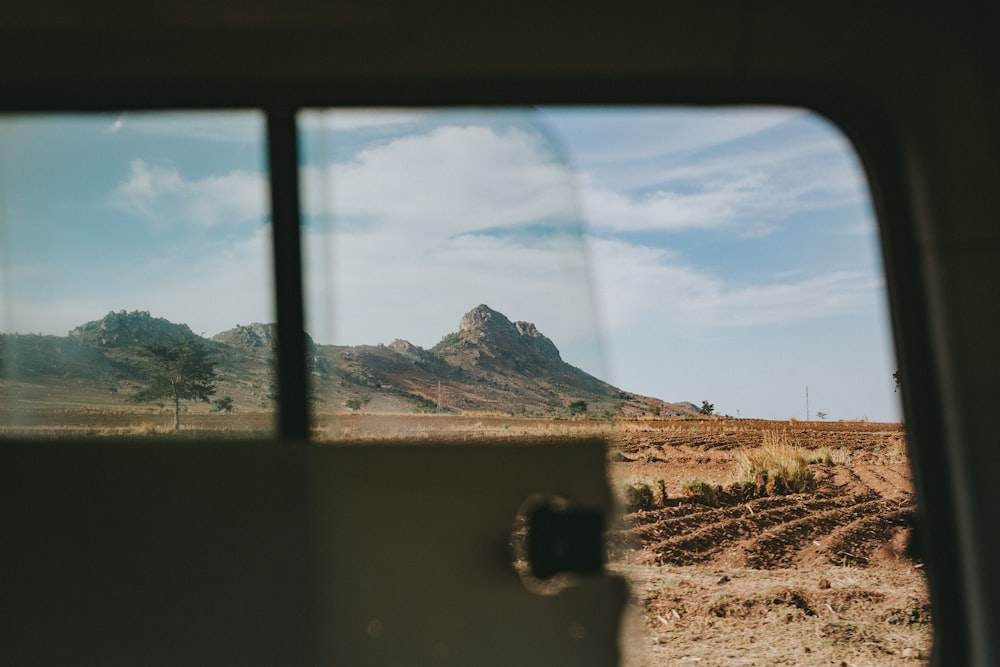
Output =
[
  {"x1": 578, "y1": 135, "x2": 867, "y2": 234},
  {"x1": 581, "y1": 179, "x2": 754, "y2": 233},
  {"x1": 109, "y1": 159, "x2": 267, "y2": 227},
  {"x1": 301, "y1": 124, "x2": 578, "y2": 236},
  {"x1": 540, "y1": 107, "x2": 806, "y2": 168},
  {"x1": 589, "y1": 237, "x2": 881, "y2": 335},
  {"x1": 106, "y1": 113, "x2": 126, "y2": 134}
]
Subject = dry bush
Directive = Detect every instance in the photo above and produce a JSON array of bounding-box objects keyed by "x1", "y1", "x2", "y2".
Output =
[
  {"x1": 807, "y1": 446, "x2": 835, "y2": 465},
  {"x1": 680, "y1": 477, "x2": 722, "y2": 506},
  {"x1": 117, "y1": 422, "x2": 171, "y2": 436},
  {"x1": 728, "y1": 431, "x2": 815, "y2": 497},
  {"x1": 620, "y1": 479, "x2": 664, "y2": 512}
]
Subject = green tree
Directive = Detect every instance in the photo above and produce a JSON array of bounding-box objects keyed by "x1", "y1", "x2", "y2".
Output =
[
  {"x1": 568, "y1": 400, "x2": 588, "y2": 416},
  {"x1": 698, "y1": 400, "x2": 715, "y2": 416},
  {"x1": 130, "y1": 339, "x2": 217, "y2": 430},
  {"x1": 211, "y1": 396, "x2": 234, "y2": 413},
  {"x1": 345, "y1": 396, "x2": 372, "y2": 411}
]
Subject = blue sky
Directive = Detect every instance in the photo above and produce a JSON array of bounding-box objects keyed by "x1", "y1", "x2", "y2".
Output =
[{"x1": 0, "y1": 108, "x2": 899, "y2": 421}]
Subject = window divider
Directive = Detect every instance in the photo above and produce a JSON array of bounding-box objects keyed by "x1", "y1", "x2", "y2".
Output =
[{"x1": 267, "y1": 108, "x2": 310, "y2": 440}]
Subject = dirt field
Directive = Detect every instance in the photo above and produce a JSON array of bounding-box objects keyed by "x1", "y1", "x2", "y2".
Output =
[
  {"x1": 607, "y1": 419, "x2": 930, "y2": 666},
  {"x1": 1, "y1": 411, "x2": 930, "y2": 664}
]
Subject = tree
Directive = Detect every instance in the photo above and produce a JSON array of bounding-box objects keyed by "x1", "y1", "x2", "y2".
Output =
[
  {"x1": 698, "y1": 400, "x2": 715, "y2": 416},
  {"x1": 211, "y1": 396, "x2": 234, "y2": 413},
  {"x1": 568, "y1": 400, "x2": 588, "y2": 416},
  {"x1": 130, "y1": 339, "x2": 217, "y2": 430}
]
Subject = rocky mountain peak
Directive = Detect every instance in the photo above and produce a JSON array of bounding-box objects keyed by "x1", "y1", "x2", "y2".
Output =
[
  {"x1": 69, "y1": 310, "x2": 195, "y2": 347},
  {"x1": 459, "y1": 304, "x2": 510, "y2": 334},
  {"x1": 449, "y1": 304, "x2": 561, "y2": 363}
]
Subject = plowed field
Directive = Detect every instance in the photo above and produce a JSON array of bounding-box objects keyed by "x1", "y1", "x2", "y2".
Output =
[
  {"x1": 607, "y1": 419, "x2": 931, "y2": 666},
  {"x1": 3, "y1": 411, "x2": 931, "y2": 663}
]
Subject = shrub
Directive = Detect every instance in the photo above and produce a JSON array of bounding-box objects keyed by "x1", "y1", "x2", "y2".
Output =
[
  {"x1": 727, "y1": 480, "x2": 758, "y2": 502},
  {"x1": 622, "y1": 480, "x2": 657, "y2": 512},
  {"x1": 728, "y1": 433, "x2": 815, "y2": 496},
  {"x1": 210, "y1": 396, "x2": 234, "y2": 413},
  {"x1": 681, "y1": 477, "x2": 722, "y2": 506}
]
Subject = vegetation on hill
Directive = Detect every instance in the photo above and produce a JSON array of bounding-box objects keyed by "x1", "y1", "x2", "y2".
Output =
[{"x1": 1, "y1": 306, "x2": 695, "y2": 416}]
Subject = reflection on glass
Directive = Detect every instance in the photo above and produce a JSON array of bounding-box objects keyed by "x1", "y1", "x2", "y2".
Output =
[
  {"x1": 298, "y1": 107, "x2": 900, "y2": 438},
  {"x1": 297, "y1": 108, "x2": 928, "y2": 665},
  {"x1": 0, "y1": 112, "x2": 275, "y2": 437},
  {"x1": 299, "y1": 109, "x2": 613, "y2": 440}
]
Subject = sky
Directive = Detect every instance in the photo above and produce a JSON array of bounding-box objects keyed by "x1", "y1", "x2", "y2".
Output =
[{"x1": 0, "y1": 108, "x2": 900, "y2": 421}]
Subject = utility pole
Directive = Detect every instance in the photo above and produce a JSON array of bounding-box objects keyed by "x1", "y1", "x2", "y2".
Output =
[{"x1": 805, "y1": 386, "x2": 810, "y2": 421}]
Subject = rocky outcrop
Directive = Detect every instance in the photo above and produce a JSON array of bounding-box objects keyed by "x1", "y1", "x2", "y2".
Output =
[
  {"x1": 70, "y1": 310, "x2": 195, "y2": 347},
  {"x1": 213, "y1": 323, "x2": 329, "y2": 374},
  {"x1": 213, "y1": 323, "x2": 278, "y2": 351},
  {"x1": 454, "y1": 304, "x2": 561, "y2": 362}
]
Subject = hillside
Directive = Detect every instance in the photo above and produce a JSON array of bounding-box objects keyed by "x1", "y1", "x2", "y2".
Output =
[{"x1": 0, "y1": 306, "x2": 695, "y2": 417}]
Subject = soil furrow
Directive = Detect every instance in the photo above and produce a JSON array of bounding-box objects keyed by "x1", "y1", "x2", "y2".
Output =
[
  {"x1": 823, "y1": 505, "x2": 915, "y2": 566},
  {"x1": 740, "y1": 498, "x2": 887, "y2": 569}
]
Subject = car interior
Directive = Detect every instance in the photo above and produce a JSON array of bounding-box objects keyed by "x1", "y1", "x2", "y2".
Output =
[{"x1": 2, "y1": 1, "x2": 999, "y2": 665}]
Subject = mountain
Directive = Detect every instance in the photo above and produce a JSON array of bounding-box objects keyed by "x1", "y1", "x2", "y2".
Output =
[
  {"x1": 0, "y1": 306, "x2": 695, "y2": 417},
  {"x1": 69, "y1": 310, "x2": 197, "y2": 348}
]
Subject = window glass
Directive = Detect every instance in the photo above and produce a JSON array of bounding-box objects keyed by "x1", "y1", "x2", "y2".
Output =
[
  {"x1": 299, "y1": 107, "x2": 929, "y2": 665},
  {"x1": 299, "y1": 109, "x2": 609, "y2": 439},
  {"x1": 0, "y1": 112, "x2": 275, "y2": 437}
]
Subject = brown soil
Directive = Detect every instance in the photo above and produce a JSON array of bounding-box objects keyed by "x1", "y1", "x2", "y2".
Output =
[
  {"x1": 1, "y1": 411, "x2": 930, "y2": 663},
  {"x1": 607, "y1": 419, "x2": 931, "y2": 666}
]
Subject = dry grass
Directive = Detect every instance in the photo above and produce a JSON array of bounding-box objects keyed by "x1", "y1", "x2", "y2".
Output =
[
  {"x1": 727, "y1": 431, "x2": 815, "y2": 497},
  {"x1": 0, "y1": 410, "x2": 275, "y2": 439},
  {"x1": 316, "y1": 413, "x2": 623, "y2": 441},
  {"x1": 664, "y1": 433, "x2": 819, "y2": 505}
]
